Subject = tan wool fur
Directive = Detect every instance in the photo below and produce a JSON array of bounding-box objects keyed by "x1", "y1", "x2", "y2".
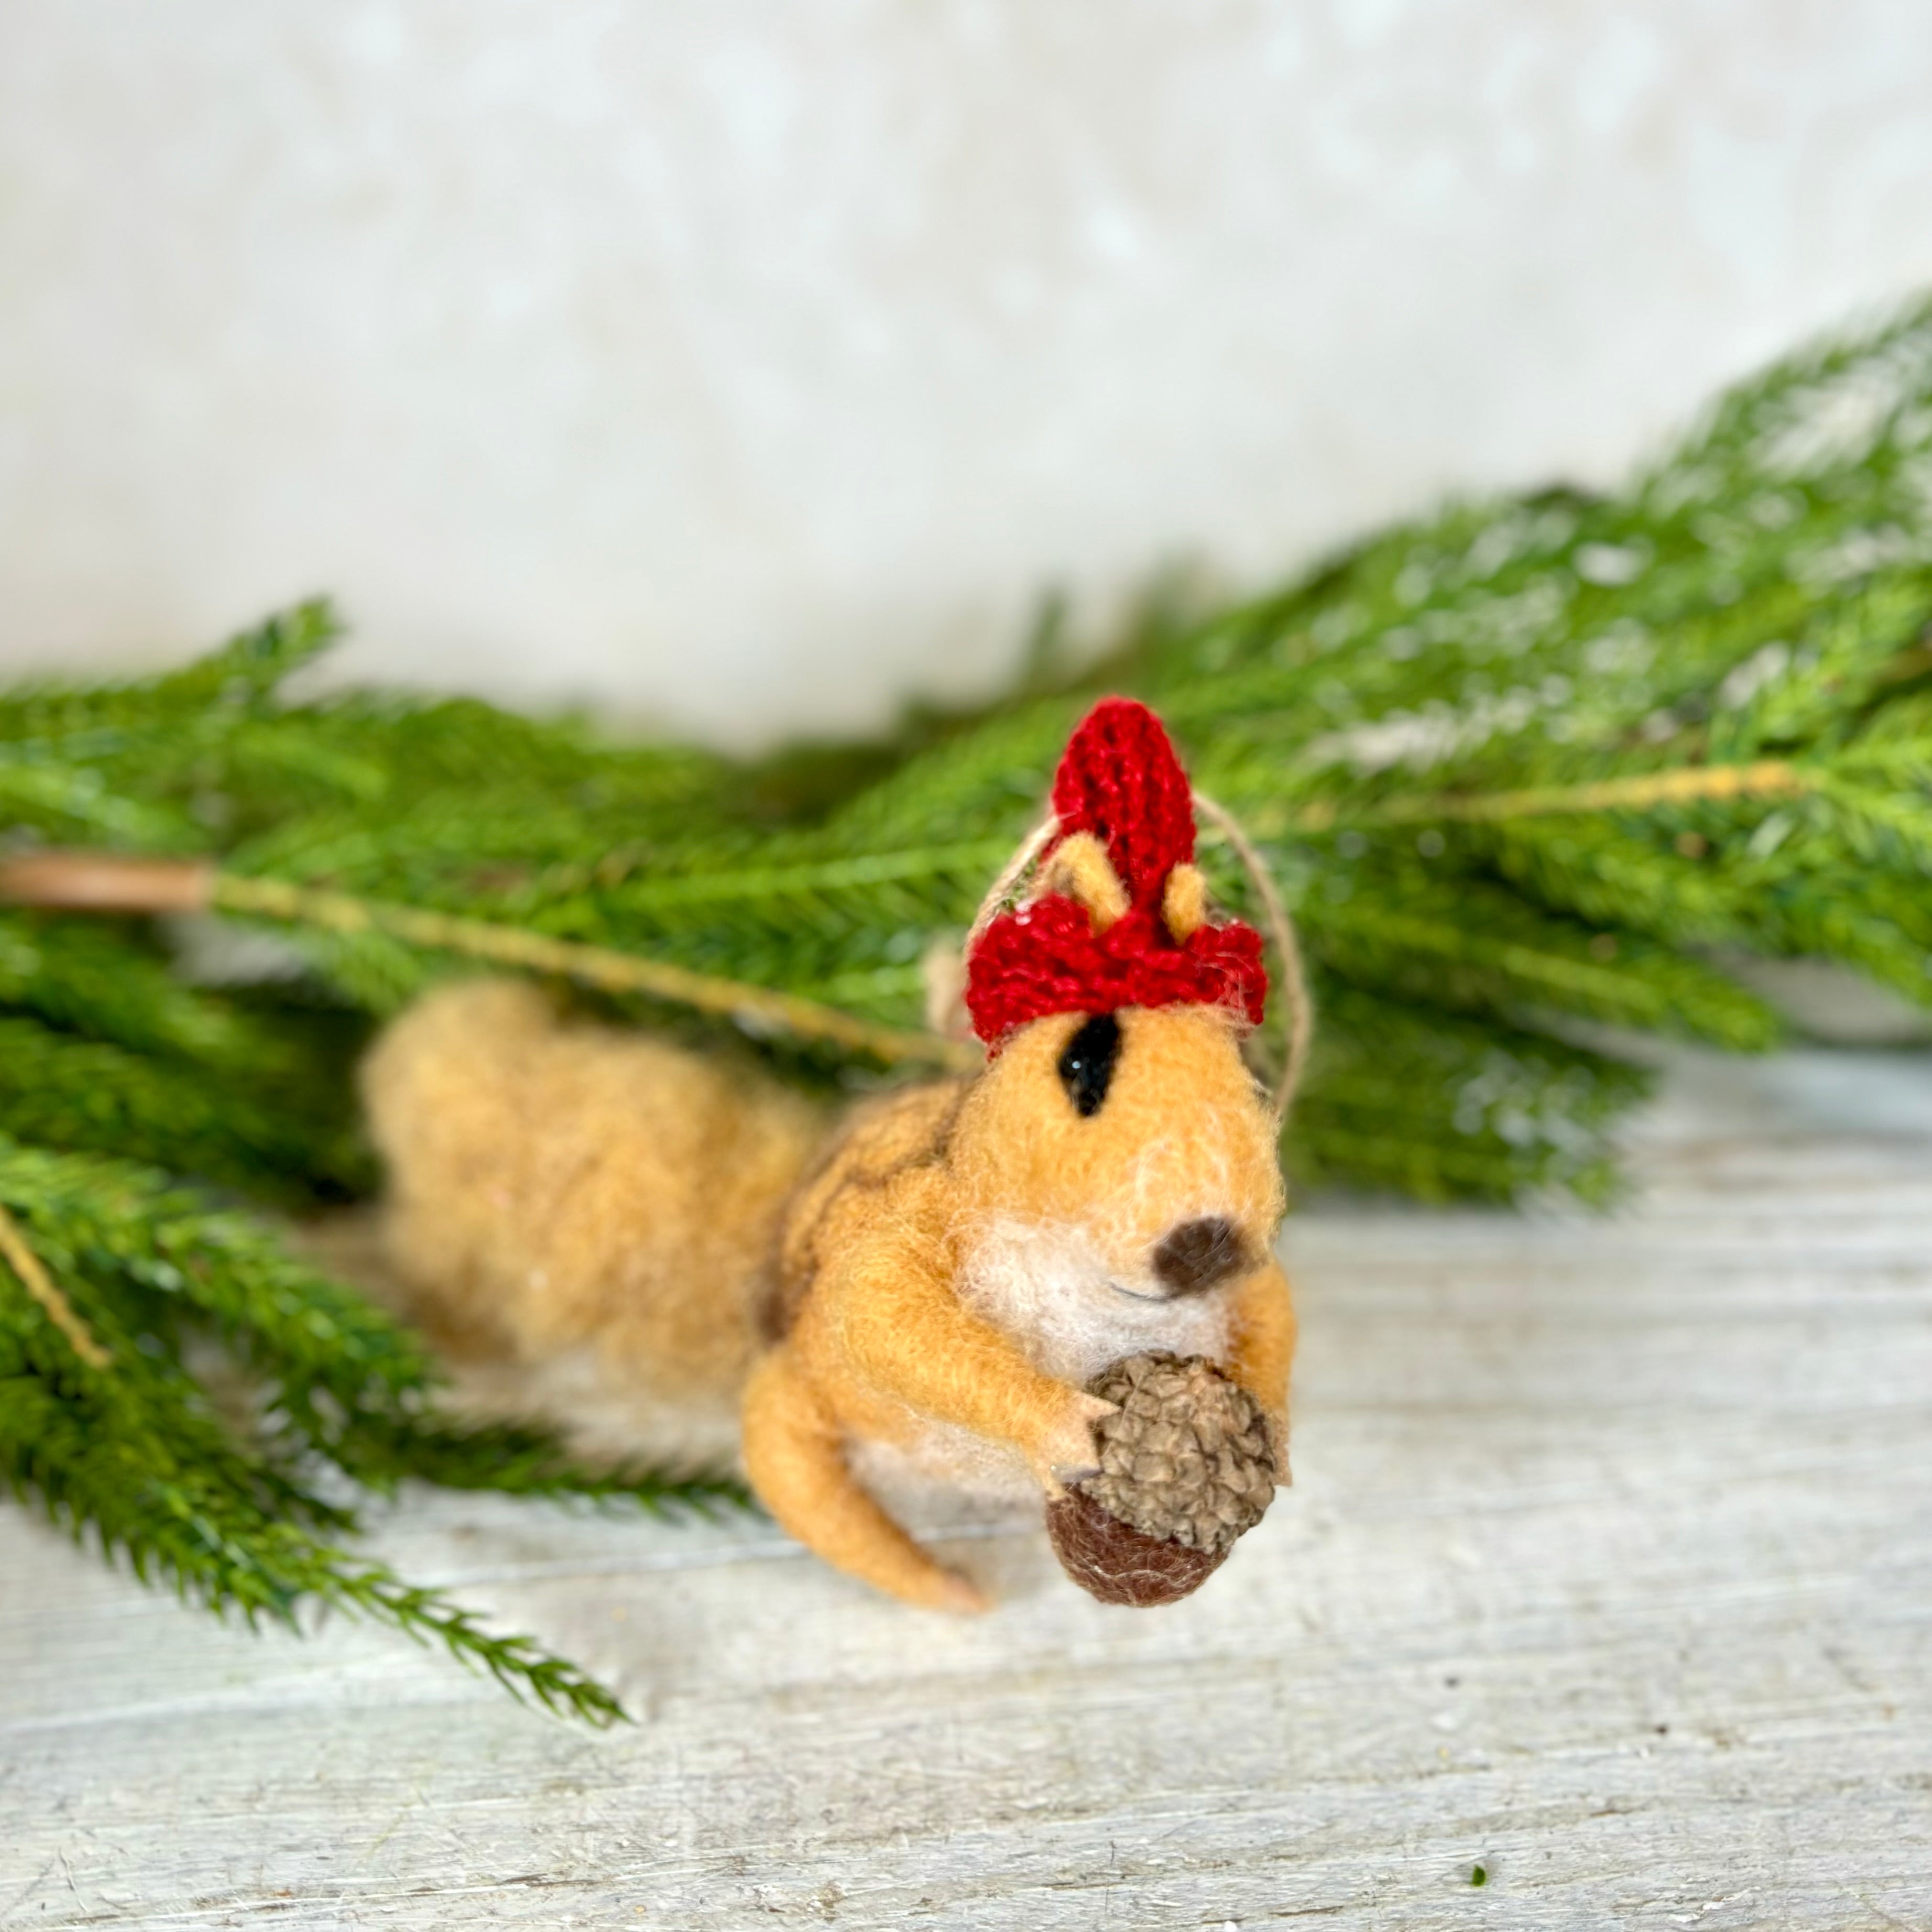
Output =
[
  {"x1": 365, "y1": 978, "x2": 1296, "y2": 1614},
  {"x1": 362, "y1": 980, "x2": 821, "y2": 1404}
]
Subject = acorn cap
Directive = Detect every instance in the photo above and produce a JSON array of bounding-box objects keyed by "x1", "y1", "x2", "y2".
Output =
[{"x1": 1046, "y1": 1351, "x2": 1276, "y2": 1607}]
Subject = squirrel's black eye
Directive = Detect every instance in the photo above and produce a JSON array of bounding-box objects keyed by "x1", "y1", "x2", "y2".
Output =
[{"x1": 1057, "y1": 1012, "x2": 1121, "y2": 1118}]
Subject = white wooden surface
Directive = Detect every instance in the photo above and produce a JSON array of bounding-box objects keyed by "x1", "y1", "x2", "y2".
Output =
[{"x1": 3, "y1": 1047, "x2": 1929, "y2": 1930}]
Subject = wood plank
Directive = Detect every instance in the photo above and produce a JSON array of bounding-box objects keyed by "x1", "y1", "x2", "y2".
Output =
[{"x1": 2, "y1": 1047, "x2": 1928, "y2": 1930}]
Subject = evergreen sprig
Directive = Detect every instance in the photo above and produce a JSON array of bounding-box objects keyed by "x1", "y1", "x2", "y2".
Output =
[
  {"x1": 2, "y1": 294, "x2": 1929, "y2": 1710},
  {"x1": 0, "y1": 1136, "x2": 752, "y2": 1722}
]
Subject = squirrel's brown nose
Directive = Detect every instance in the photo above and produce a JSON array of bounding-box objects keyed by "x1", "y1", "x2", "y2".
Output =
[{"x1": 1151, "y1": 1217, "x2": 1251, "y2": 1297}]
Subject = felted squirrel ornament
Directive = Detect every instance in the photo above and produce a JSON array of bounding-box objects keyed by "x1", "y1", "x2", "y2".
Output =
[{"x1": 364, "y1": 699, "x2": 1303, "y2": 1611}]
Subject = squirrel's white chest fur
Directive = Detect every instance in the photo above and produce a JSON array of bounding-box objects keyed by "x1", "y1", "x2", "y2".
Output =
[
  {"x1": 956, "y1": 1217, "x2": 1232, "y2": 1387},
  {"x1": 852, "y1": 1217, "x2": 1232, "y2": 1505}
]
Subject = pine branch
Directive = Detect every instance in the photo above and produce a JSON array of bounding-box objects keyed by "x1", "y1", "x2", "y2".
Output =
[
  {"x1": 1281, "y1": 759, "x2": 1815, "y2": 833},
  {"x1": 1286, "y1": 986, "x2": 1650, "y2": 1205},
  {"x1": 0, "y1": 910, "x2": 309, "y2": 1077},
  {"x1": 0, "y1": 602, "x2": 337, "y2": 732},
  {"x1": 0, "y1": 1357, "x2": 625, "y2": 1723},
  {"x1": 324, "y1": 1564, "x2": 628, "y2": 1724},
  {"x1": 304, "y1": 1402, "x2": 756, "y2": 1519},
  {"x1": 1289, "y1": 858, "x2": 1782, "y2": 1047},
  {"x1": 0, "y1": 1136, "x2": 428, "y2": 1402},
  {"x1": 0, "y1": 1011, "x2": 367, "y2": 1201},
  {"x1": 0, "y1": 852, "x2": 978, "y2": 1069},
  {"x1": 0, "y1": 1201, "x2": 108, "y2": 1367},
  {"x1": 0, "y1": 1136, "x2": 749, "y2": 1716}
]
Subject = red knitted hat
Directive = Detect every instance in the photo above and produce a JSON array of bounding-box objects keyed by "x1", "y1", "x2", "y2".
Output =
[{"x1": 965, "y1": 698, "x2": 1268, "y2": 1046}]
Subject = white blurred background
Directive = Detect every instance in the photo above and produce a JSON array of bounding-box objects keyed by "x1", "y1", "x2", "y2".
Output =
[{"x1": 3, "y1": 2, "x2": 1931, "y2": 745}]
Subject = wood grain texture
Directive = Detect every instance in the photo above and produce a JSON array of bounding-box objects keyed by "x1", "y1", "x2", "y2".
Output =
[{"x1": 3, "y1": 1047, "x2": 1929, "y2": 1930}]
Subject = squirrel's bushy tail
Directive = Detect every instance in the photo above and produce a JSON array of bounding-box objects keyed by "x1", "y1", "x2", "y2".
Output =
[{"x1": 361, "y1": 979, "x2": 821, "y2": 1406}]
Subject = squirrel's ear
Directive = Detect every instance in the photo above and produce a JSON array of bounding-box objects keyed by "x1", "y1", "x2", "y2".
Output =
[
  {"x1": 1162, "y1": 863, "x2": 1210, "y2": 942},
  {"x1": 1042, "y1": 831, "x2": 1130, "y2": 933}
]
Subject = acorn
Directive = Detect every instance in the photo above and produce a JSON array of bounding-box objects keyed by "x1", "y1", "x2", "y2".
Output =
[{"x1": 1045, "y1": 1351, "x2": 1277, "y2": 1606}]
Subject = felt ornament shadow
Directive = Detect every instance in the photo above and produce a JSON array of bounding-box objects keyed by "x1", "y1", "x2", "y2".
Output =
[{"x1": 364, "y1": 698, "x2": 1305, "y2": 1610}]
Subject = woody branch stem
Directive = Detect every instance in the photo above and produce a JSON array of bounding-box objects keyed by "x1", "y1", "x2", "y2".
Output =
[
  {"x1": 0, "y1": 852, "x2": 979, "y2": 1073},
  {"x1": 0, "y1": 1202, "x2": 110, "y2": 1368},
  {"x1": 1280, "y1": 759, "x2": 1810, "y2": 834}
]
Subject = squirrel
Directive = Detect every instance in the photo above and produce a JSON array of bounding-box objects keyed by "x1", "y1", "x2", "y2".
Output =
[{"x1": 362, "y1": 699, "x2": 1300, "y2": 1611}]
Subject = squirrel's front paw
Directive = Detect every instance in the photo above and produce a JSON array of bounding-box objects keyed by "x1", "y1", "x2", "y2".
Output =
[{"x1": 1029, "y1": 1392, "x2": 1118, "y2": 1497}]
